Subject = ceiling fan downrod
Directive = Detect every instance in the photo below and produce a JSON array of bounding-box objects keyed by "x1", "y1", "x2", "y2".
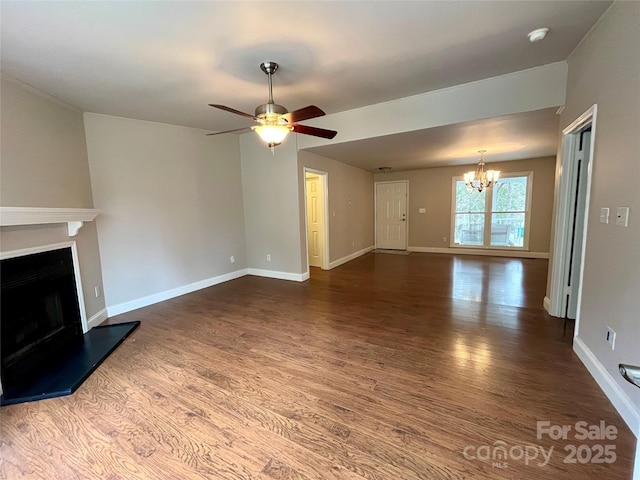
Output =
[{"x1": 255, "y1": 62, "x2": 288, "y2": 118}]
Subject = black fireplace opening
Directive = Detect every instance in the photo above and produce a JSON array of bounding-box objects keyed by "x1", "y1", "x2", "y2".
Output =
[{"x1": 1, "y1": 247, "x2": 83, "y2": 390}]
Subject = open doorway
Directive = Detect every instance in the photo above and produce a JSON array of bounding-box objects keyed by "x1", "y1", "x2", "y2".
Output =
[
  {"x1": 304, "y1": 168, "x2": 329, "y2": 270},
  {"x1": 548, "y1": 105, "x2": 597, "y2": 336}
]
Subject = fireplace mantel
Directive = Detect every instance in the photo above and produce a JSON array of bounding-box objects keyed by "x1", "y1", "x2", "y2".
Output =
[{"x1": 0, "y1": 207, "x2": 101, "y2": 236}]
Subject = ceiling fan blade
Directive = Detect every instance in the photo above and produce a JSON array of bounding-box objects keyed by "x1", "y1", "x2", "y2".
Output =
[
  {"x1": 282, "y1": 105, "x2": 325, "y2": 124},
  {"x1": 206, "y1": 126, "x2": 252, "y2": 136},
  {"x1": 292, "y1": 124, "x2": 337, "y2": 139},
  {"x1": 209, "y1": 104, "x2": 256, "y2": 119}
]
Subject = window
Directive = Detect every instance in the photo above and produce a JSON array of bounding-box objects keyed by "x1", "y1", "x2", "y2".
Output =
[{"x1": 451, "y1": 172, "x2": 532, "y2": 249}]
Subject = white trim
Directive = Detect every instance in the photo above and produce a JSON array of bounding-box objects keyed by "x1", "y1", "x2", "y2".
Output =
[
  {"x1": 87, "y1": 308, "x2": 108, "y2": 329},
  {"x1": 374, "y1": 180, "x2": 409, "y2": 250},
  {"x1": 634, "y1": 429, "x2": 640, "y2": 480},
  {"x1": 573, "y1": 337, "x2": 640, "y2": 437},
  {"x1": 0, "y1": 241, "x2": 90, "y2": 333},
  {"x1": 543, "y1": 296, "x2": 551, "y2": 313},
  {"x1": 0, "y1": 207, "x2": 100, "y2": 237},
  {"x1": 548, "y1": 105, "x2": 597, "y2": 320},
  {"x1": 329, "y1": 246, "x2": 375, "y2": 269},
  {"x1": 408, "y1": 246, "x2": 549, "y2": 259},
  {"x1": 1, "y1": 241, "x2": 74, "y2": 260},
  {"x1": 69, "y1": 242, "x2": 89, "y2": 333},
  {"x1": 247, "y1": 268, "x2": 309, "y2": 282},
  {"x1": 107, "y1": 269, "x2": 249, "y2": 317}
]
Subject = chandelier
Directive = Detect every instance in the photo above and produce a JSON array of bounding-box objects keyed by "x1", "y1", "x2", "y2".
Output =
[{"x1": 464, "y1": 150, "x2": 500, "y2": 192}]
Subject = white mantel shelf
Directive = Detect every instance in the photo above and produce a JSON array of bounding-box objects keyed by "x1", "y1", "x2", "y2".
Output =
[{"x1": 0, "y1": 207, "x2": 101, "y2": 236}]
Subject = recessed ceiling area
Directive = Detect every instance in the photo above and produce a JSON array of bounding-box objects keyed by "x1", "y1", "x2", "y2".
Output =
[{"x1": 304, "y1": 108, "x2": 560, "y2": 172}]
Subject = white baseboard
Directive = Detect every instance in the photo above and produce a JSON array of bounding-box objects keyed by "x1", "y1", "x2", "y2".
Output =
[
  {"x1": 635, "y1": 429, "x2": 640, "y2": 480},
  {"x1": 407, "y1": 246, "x2": 549, "y2": 259},
  {"x1": 87, "y1": 308, "x2": 108, "y2": 329},
  {"x1": 328, "y1": 246, "x2": 374, "y2": 269},
  {"x1": 107, "y1": 268, "x2": 249, "y2": 317},
  {"x1": 543, "y1": 296, "x2": 551, "y2": 313},
  {"x1": 573, "y1": 337, "x2": 640, "y2": 437},
  {"x1": 247, "y1": 268, "x2": 308, "y2": 282}
]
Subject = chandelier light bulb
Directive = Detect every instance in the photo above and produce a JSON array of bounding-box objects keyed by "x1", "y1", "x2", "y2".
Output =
[{"x1": 464, "y1": 150, "x2": 500, "y2": 193}]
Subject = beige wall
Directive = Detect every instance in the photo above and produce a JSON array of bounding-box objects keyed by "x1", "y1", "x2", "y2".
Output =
[
  {"x1": 0, "y1": 78, "x2": 106, "y2": 319},
  {"x1": 373, "y1": 156, "x2": 556, "y2": 253},
  {"x1": 1, "y1": 78, "x2": 94, "y2": 208},
  {"x1": 554, "y1": 2, "x2": 640, "y2": 414},
  {"x1": 84, "y1": 113, "x2": 247, "y2": 312},
  {"x1": 240, "y1": 132, "x2": 305, "y2": 275},
  {"x1": 298, "y1": 151, "x2": 374, "y2": 265}
]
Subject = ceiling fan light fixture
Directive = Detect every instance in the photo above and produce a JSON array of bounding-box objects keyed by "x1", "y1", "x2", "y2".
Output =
[{"x1": 253, "y1": 124, "x2": 292, "y2": 147}]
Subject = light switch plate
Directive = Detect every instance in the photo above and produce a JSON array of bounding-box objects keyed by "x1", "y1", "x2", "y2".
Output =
[
  {"x1": 418, "y1": 208, "x2": 426, "y2": 214},
  {"x1": 599, "y1": 207, "x2": 610, "y2": 224},
  {"x1": 616, "y1": 207, "x2": 629, "y2": 227}
]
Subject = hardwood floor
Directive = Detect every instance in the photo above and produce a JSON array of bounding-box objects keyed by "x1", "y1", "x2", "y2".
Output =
[{"x1": 1, "y1": 253, "x2": 635, "y2": 479}]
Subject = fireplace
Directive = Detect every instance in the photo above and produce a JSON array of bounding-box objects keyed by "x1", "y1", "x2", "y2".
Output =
[
  {"x1": 1, "y1": 210, "x2": 139, "y2": 405},
  {"x1": 1, "y1": 247, "x2": 84, "y2": 391},
  {"x1": 1, "y1": 242, "x2": 140, "y2": 406}
]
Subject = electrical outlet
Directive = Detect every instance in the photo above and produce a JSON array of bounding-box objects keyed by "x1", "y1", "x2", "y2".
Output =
[
  {"x1": 615, "y1": 207, "x2": 629, "y2": 227},
  {"x1": 266, "y1": 254, "x2": 271, "y2": 262},
  {"x1": 229, "y1": 256, "x2": 235, "y2": 264},
  {"x1": 443, "y1": 236, "x2": 447, "y2": 243},
  {"x1": 94, "y1": 286, "x2": 101, "y2": 298},
  {"x1": 606, "y1": 327, "x2": 616, "y2": 350}
]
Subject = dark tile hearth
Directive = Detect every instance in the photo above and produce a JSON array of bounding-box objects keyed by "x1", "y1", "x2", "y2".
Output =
[{"x1": 1, "y1": 321, "x2": 139, "y2": 406}]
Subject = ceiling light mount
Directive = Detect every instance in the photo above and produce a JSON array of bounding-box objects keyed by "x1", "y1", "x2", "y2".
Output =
[
  {"x1": 528, "y1": 27, "x2": 549, "y2": 43},
  {"x1": 260, "y1": 61, "x2": 279, "y2": 76}
]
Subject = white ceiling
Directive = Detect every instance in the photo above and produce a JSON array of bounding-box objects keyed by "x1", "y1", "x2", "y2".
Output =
[
  {"x1": 1, "y1": 1, "x2": 608, "y2": 169},
  {"x1": 306, "y1": 107, "x2": 561, "y2": 171}
]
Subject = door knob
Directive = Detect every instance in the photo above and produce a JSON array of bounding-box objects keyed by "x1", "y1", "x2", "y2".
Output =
[{"x1": 619, "y1": 364, "x2": 640, "y2": 389}]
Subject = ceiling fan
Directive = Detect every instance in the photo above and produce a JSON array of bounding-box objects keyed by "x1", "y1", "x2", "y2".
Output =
[{"x1": 207, "y1": 61, "x2": 337, "y2": 150}]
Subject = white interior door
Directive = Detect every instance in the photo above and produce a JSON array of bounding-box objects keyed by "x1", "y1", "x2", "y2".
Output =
[
  {"x1": 376, "y1": 182, "x2": 407, "y2": 250},
  {"x1": 306, "y1": 175, "x2": 324, "y2": 268}
]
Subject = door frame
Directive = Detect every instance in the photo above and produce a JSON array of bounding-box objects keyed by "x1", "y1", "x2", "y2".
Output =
[
  {"x1": 548, "y1": 104, "x2": 597, "y2": 337},
  {"x1": 374, "y1": 180, "x2": 409, "y2": 250},
  {"x1": 303, "y1": 167, "x2": 329, "y2": 271}
]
